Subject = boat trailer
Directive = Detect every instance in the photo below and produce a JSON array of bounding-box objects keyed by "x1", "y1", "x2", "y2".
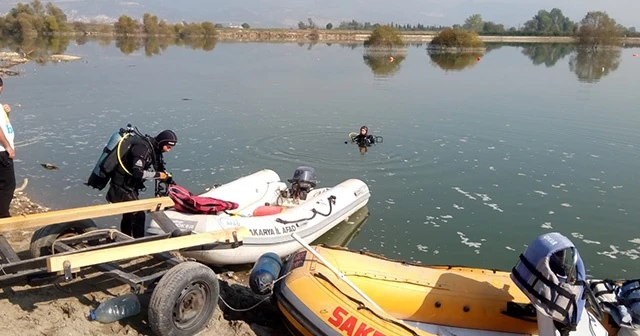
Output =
[{"x1": 0, "y1": 197, "x2": 247, "y2": 336}]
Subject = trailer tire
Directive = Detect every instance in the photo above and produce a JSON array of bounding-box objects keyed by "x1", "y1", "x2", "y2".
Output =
[
  {"x1": 148, "y1": 261, "x2": 219, "y2": 336},
  {"x1": 30, "y1": 219, "x2": 98, "y2": 258}
]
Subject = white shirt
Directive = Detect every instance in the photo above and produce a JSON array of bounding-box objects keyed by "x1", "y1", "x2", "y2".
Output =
[{"x1": 0, "y1": 107, "x2": 15, "y2": 151}]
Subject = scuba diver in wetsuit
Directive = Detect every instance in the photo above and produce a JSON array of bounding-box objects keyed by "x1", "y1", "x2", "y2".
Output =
[
  {"x1": 352, "y1": 126, "x2": 376, "y2": 147},
  {"x1": 107, "y1": 130, "x2": 177, "y2": 238}
]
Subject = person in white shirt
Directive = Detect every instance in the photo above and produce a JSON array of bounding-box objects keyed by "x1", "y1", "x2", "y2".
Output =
[{"x1": 0, "y1": 77, "x2": 15, "y2": 218}]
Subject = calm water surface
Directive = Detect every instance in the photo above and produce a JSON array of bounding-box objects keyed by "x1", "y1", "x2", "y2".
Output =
[{"x1": 5, "y1": 40, "x2": 640, "y2": 278}]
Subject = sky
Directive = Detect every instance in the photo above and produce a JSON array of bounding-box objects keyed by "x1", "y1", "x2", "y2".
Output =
[{"x1": 0, "y1": 0, "x2": 637, "y2": 29}]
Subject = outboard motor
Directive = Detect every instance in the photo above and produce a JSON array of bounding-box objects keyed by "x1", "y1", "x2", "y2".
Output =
[
  {"x1": 284, "y1": 166, "x2": 318, "y2": 201},
  {"x1": 511, "y1": 232, "x2": 607, "y2": 336}
]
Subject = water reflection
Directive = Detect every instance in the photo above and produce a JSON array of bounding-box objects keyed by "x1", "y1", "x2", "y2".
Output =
[
  {"x1": 362, "y1": 49, "x2": 407, "y2": 78},
  {"x1": 569, "y1": 48, "x2": 622, "y2": 83},
  {"x1": 312, "y1": 206, "x2": 369, "y2": 246},
  {"x1": 521, "y1": 43, "x2": 575, "y2": 67},
  {"x1": 428, "y1": 51, "x2": 482, "y2": 72},
  {"x1": 113, "y1": 36, "x2": 217, "y2": 56},
  {"x1": 0, "y1": 36, "x2": 71, "y2": 64}
]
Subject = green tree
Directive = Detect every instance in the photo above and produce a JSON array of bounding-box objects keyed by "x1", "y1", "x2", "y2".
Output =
[
  {"x1": 44, "y1": 15, "x2": 59, "y2": 33},
  {"x1": 429, "y1": 28, "x2": 484, "y2": 50},
  {"x1": 364, "y1": 25, "x2": 404, "y2": 48},
  {"x1": 142, "y1": 13, "x2": 159, "y2": 35},
  {"x1": 241, "y1": 22, "x2": 250, "y2": 29},
  {"x1": 576, "y1": 11, "x2": 622, "y2": 47},
  {"x1": 463, "y1": 14, "x2": 483, "y2": 33},
  {"x1": 45, "y1": 2, "x2": 67, "y2": 31},
  {"x1": 326, "y1": 22, "x2": 333, "y2": 30},
  {"x1": 114, "y1": 15, "x2": 139, "y2": 35},
  {"x1": 482, "y1": 21, "x2": 505, "y2": 33},
  {"x1": 202, "y1": 21, "x2": 216, "y2": 36},
  {"x1": 31, "y1": 0, "x2": 44, "y2": 16}
]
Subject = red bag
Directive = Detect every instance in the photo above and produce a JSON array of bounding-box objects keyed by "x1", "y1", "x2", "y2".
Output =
[{"x1": 168, "y1": 184, "x2": 239, "y2": 214}]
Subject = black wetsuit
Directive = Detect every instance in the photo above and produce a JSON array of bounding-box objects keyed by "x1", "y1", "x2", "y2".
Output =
[
  {"x1": 107, "y1": 137, "x2": 164, "y2": 238},
  {"x1": 353, "y1": 134, "x2": 375, "y2": 147}
]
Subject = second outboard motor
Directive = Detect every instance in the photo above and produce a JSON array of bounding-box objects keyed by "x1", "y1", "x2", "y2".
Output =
[{"x1": 286, "y1": 166, "x2": 318, "y2": 200}]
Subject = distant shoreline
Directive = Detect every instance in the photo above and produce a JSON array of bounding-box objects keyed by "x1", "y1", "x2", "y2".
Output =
[
  {"x1": 9, "y1": 28, "x2": 639, "y2": 45},
  {"x1": 211, "y1": 28, "x2": 640, "y2": 44}
]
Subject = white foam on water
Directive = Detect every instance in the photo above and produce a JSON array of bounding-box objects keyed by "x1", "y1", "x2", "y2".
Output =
[
  {"x1": 534, "y1": 190, "x2": 548, "y2": 196},
  {"x1": 549, "y1": 211, "x2": 555, "y2": 214},
  {"x1": 453, "y1": 204, "x2": 464, "y2": 210},
  {"x1": 629, "y1": 238, "x2": 640, "y2": 245},
  {"x1": 385, "y1": 199, "x2": 395, "y2": 205},
  {"x1": 457, "y1": 232, "x2": 482, "y2": 248},
  {"x1": 475, "y1": 193, "x2": 492, "y2": 202},
  {"x1": 440, "y1": 215, "x2": 453, "y2": 219},
  {"x1": 484, "y1": 203, "x2": 504, "y2": 212},
  {"x1": 541, "y1": 222, "x2": 553, "y2": 229},
  {"x1": 518, "y1": 173, "x2": 527, "y2": 176},
  {"x1": 460, "y1": 138, "x2": 468, "y2": 142},
  {"x1": 590, "y1": 154, "x2": 600, "y2": 158},
  {"x1": 416, "y1": 245, "x2": 428, "y2": 253},
  {"x1": 488, "y1": 146, "x2": 495, "y2": 150},
  {"x1": 571, "y1": 232, "x2": 584, "y2": 239},
  {"x1": 613, "y1": 186, "x2": 623, "y2": 189},
  {"x1": 505, "y1": 246, "x2": 516, "y2": 251},
  {"x1": 583, "y1": 240, "x2": 601, "y2": 245},
  {"x1": 489, "y1": 166, "x2": 496, "y2": 171},
  {"x1": 561, "y1": 203, "x2": 572, "y2": 207}
]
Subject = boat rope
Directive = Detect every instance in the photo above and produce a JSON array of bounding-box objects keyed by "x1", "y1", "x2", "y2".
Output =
[
  {"x1": 313, "y1": 272, "x2": 420, "y2": 336},
  {"x1": 275, "y1": 195, "x2": 336, "y2": 225},
  {"x1": 218, "y1": 271, "x2": 292, "y2": 312}
]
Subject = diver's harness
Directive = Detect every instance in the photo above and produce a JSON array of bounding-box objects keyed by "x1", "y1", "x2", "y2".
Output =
[{"x1": 115, "y1": 125, "x2": 173, "y2": 197}]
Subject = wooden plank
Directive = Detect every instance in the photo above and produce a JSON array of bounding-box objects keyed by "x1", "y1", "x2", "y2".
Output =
[
  {"x1": 0, "y1": 197, "x2": 175, "y2": 233},
  {"x1": 0, "y1": 235, "x2": 20, "y2": 263},
  {"x1": 47, "y1": 227, "x2": 248, "y2": 273}
]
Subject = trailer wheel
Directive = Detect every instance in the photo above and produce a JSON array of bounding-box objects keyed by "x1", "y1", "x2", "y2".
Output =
[
  {"x1": 148, "y1": 261, "x2": 219, "y2": 336},
  {"x1": 30, "y1": 219, "x2": 98, "y2": 258}
]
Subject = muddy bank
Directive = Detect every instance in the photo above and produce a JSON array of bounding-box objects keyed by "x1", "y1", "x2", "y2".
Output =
[{"x1": 1, "y1": 188, "x2": 288, "y2": 336}]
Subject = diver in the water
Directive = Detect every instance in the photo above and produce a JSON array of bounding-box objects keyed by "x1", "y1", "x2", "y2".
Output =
[{"x1": 352, "y1": 126, "x2": 375, "y2": 147}]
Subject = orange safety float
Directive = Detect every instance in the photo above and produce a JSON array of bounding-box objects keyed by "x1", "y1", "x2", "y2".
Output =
[{"x1": 252, "y1": 205, "x2": 286, "y2": 216}]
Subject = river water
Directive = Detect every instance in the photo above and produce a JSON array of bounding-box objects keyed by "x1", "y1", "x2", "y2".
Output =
[{"x1": 5, "y1": 40, "x2": 640, "y2": 278}]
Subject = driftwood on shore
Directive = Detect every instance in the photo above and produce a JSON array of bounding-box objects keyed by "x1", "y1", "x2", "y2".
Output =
[{"x1": 0, "y1": 51, "x2": 82, "y2": 76}]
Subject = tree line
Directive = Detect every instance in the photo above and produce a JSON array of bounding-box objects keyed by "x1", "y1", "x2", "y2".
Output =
[
  {"x1": 1, "y1": 1, "x2": 636, "y2": 46},
  {"x1": 312, "y1": 8, "x2": 638, "y2": 38},
  {"x1": 0, "y1": 0, "x2": 231, "y2": 39}
]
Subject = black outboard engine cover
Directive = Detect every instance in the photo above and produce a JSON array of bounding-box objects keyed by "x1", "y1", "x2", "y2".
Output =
[{"x1": 287, "y1": 166, "x2": 318, "y2": 200}]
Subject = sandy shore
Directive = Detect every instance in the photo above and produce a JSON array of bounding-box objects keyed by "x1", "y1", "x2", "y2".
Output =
[{"x1": 1, "y1": 190, "x2": 288, "y2": 336}]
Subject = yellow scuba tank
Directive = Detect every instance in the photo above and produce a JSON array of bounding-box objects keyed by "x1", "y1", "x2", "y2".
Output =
[{"x1": 85, "y1": 125, "x2": 142, "y2": 190}]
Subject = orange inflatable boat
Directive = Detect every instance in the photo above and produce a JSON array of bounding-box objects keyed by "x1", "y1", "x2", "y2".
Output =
[{"x1": 271, "y1": 232, "x2": 638, "y2": 336}]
